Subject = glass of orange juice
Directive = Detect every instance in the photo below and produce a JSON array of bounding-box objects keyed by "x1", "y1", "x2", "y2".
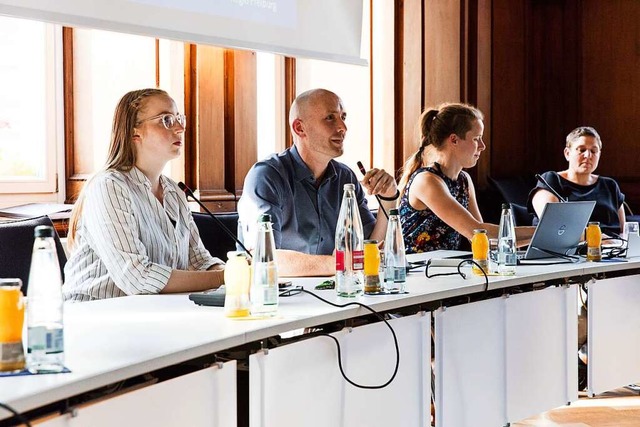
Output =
[{"x1": 0, "y1": 278, "x2": 26, "y2": 372}]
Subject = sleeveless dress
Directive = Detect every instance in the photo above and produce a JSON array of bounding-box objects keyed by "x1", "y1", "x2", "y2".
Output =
[{"x1": 398, "y1": 163, "x2": 470, "y2": 253}]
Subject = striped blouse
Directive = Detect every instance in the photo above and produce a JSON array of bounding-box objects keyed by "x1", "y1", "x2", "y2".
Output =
[{"x1": 63, "y1": 167, "x2": 222, "y2": 301}]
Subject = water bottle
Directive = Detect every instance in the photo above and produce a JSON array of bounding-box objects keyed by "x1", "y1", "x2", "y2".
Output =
[
  {"x1": 335, "y1": 183, "x2": 364, "y2": 297},
  {"x1": 250, "y1": 214, "x2": 278, "y2": 316},
  {"x1": 497, "y1": 203, "x2": 517, "y2": 276},
  {"x1": 27, "y1": 225, "x2": 65, "y2": 373},
  {"x1": 384, "y1": 209, "x2": 407, "y2": 293}
]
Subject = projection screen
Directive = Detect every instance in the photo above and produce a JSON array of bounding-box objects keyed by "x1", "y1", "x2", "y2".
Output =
[{"x1": 0, "y1": 0, "x2": 365, "y2": 65}]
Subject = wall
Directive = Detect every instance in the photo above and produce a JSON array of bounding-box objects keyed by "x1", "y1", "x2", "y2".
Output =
[{"x1": 490, "y1": 0, "x2": 640, "y2": 210}]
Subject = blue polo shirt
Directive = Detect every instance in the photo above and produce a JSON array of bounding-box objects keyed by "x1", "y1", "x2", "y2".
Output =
[{"x1": 238, "y1": 145, "x2": 376, "y2": 255}]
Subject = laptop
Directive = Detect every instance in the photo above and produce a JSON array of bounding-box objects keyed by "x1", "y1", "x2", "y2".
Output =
[{"x1": 520, "y1": 201, "x2": 596, "y2": 261}]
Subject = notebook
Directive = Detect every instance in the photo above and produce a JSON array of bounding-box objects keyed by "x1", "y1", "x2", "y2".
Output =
[{"x1": 520, "y1": 201, "x2": 596, "y2": 261}]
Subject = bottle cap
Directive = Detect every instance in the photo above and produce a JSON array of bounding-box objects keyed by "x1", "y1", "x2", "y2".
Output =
[
  {"x1": 227, "y1": 250, "x2": 248, "y2": 260},
  {"x1": 343, "y1": 183, "x2": 355, "y2": 191},
  {"x1": 364, "y1": 239, "x2": 378, "y2": 244},
  {"x1": 0, "y1": 278, "x2": 22, "y2": 288},
  {"x1": 389, "y1": 208, "x2": 399, "y2": 216},
  {"x1": 34, "y1": 225, "x2": 54, "y2": 238},
  {"x1": 473, "y1": 229, "x2": 487, "y2": 234},
  {"x1": 502, "y1": 203, "x2": 510, "y2": 210},
  {"x1": 588, "y1": 221, "x2": 600, "y2": 226},
  {"x1": 258, "y1": 214, "x2": 271, "y2": 223}
]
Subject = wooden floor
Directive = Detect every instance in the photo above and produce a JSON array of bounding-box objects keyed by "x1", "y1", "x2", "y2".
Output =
[{"x1": 513, "y1": 388, "x2": 640, "y2": 426}]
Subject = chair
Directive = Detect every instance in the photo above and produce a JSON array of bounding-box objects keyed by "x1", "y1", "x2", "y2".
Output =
[
  {"x1": 488, "y1": 175, "x2": 536, "y2": 207},
  {"x1": 510, "y1": 203, "x2": 535, "y2": 226},
  {"x1": 191, "y1": 211, "x2": 239, "y2": 260},
  {"x1": 0, "y1": 215, "x2": 67, "y2": 295},
  {"x1": 623, "y1": 201, "x2": 640, "y2": 224}
]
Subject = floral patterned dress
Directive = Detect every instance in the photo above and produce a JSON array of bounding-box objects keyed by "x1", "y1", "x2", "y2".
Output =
[{"x1": 398, "y1": 163, "x2": 469, "y2": 253}]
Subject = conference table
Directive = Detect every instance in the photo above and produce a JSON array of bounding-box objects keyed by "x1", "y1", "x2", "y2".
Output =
[{"x1": 1, "y1": 252, "x2": 639, "y2": 427}]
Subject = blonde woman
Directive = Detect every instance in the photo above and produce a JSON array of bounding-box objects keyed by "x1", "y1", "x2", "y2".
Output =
[
  {"x1": 63, "y1": 89, "x2": 224, "y2": 301},
  {"x1": 397, "y1": 103, "x2": 534, "y2": 253}
]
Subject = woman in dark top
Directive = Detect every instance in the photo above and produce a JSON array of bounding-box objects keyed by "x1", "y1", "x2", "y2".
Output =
[
  {"x1": 398, "y1": 103, "x2": 534, "y2": 253},
  {"x1": 528, "y1": 126, "x2": 625, "y2": 236}
]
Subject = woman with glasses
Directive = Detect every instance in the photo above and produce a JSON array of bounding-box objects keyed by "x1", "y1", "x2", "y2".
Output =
[
  {"x1": 63, "y1": 88, "x2": 224, "y2": 301},
  {"x1": 527, "y1": 126, "x2": 625, "y2": 236}
]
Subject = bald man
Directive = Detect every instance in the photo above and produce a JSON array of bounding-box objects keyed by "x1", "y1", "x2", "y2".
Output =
[{"x1": 238, "y1": 89, "x2": 398, "y2": 277}]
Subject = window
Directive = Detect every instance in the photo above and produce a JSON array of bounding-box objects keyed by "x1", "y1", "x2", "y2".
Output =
[
  {"x1": 67, "y1": 28, "x2": 186, "y2": 200},
  {"x1": 0, "y1": 16, "x2": 61, "y2": 200},
  {"x1": 256, "y1": 51, "x2": 285, "y2": 161},
  {"x1": 292, "y1": 0, "x2": 394, "y2": 176},
  {"x1": 294, "y1": 1, "x2": 396, "y2": 208},
  {"x1": 295, "y1": 59, "x2": 371, "y2": 175},
  {"x1": 71, "y1": 28, "x2": 157, "y2": 178}
]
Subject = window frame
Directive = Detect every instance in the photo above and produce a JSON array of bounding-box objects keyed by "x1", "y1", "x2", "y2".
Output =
[{"x1": 0, "y1": 21, "x2": 63, "y2": 199}]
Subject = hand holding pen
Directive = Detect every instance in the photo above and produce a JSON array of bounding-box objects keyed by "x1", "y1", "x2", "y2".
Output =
[{"x1": 357, "y1": 161, "x2": 399, "y2": 219}]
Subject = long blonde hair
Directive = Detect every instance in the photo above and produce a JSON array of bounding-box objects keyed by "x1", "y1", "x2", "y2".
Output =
[
  {"x1": 398, "y1": 103, "x2": 484, "y2": 197},
  {"x1": 67, "y1": 88, "x2": 168, "y2": 249}
]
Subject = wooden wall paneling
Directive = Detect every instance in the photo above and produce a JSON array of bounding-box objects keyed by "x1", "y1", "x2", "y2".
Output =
[
  {"x1": 228, "y1": 50, "x2": 257, "y2": 199},
  {"x1": 581, "y1": 0, "x2": 640, "y2": 210},
  {"x1": 423, "y1": 0, "x2": 462, "y2": 107},
  {"x1": 63, "y1": 27, "x2": 83, "y2": 203},
  {"x1": 395, "y1": 0, "x2": 423, "y2": 173},
  {"x1": 64, "y1": 27, "x2": 97, "y2": 203},
  {"x1": 475, "y1": 0, "x2": 492, "y2": 189},
  {"x1": 461, "y1": 0, "x2": 483, "y2": 186},
  {"x1": 193, "y1": 46, "x2": 234, "y2": 212},
  {"x1": 527, "y1": 0, "x2": 581, "y2": 175},
  {"x1": 462, "y1": 0, "x2": 476, "y2": 105},
  {"x1": 283, "y1": 57, "x2": 296, "y2": 150},
  {"x1": 183, "y1": 44, "x2": 196, "y2": 187},
  {"x1": 490, "y1": 0, "x2": 527, "y2": 177}
]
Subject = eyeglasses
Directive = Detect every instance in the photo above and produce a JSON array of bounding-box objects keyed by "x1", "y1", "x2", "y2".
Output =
[
  {"x1": 136, "y1": 113, "x2": 186, "y2": 130},
  {"x1": 279, "y1": 285, "x2": 303, "y2": 297}
]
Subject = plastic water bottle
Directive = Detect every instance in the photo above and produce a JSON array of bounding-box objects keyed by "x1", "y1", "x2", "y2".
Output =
[
  {"x1": 335, "y1": 183, "x2": 364, "y2": 297},
  {"x1": 250, "y1": 214, "x2": 279, "y2": 316},
  {"x1": 498, "y1": 203, "x2": 517, "y2": 276},
  {"x1": 383, "y1": 209, "x2": 407, "y2": 293},
  {"x1": 27, "y1": 225, "x2": 64, "y2": 373}
]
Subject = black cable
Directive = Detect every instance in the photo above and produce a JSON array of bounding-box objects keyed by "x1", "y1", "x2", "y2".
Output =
[
  {"x1": 601, "y1": 235, "x2": 627, "y2": 259},
  {"x1": 0, "y1": 402, "x2": 32, "y2": 427},
  {"x1": 300, "y1": 289, "x2": 399, "y2": 389},
  {"x1": 178, "y1": 182, "x2": 252, "y2": 257},
  {"x1": 425, "y1": 259, "x2": 489, "y2": 292},
  {"x1": 529, "y1": 246, "x2": 580, "y2": 263}
]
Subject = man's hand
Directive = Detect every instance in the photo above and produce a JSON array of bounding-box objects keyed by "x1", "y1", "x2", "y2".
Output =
[{"x1": 361, "y1": 168, "x2": 398, "y2": 199}]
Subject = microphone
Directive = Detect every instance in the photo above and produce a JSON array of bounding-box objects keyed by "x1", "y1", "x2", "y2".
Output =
[
  {"x1": 356, "y1": 161, "x2": 389, "y2": 219},
  {"x1": 178, "y1": 182, "x2": 252, "y2": 257},
  {"x1": 535, "y1": 174, "x2": 567, "y2": 202}
]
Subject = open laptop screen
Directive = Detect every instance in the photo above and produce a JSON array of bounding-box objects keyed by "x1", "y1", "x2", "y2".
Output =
[{"x1": 523, "y1": 201, "x2": 596, "y2": 260}]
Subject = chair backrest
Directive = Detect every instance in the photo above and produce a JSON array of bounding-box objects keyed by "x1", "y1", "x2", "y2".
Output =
[
  {"x1": 510, "y1": 203, "x2": 535, "y2": 227},
  {"x1": 0, "y1": 216, "x2": 67, "y2": 295},
  {"x1": 488, "y1": 175, "x2": 536, "y2": 207},
  {"x1": 191, "y1": 211, "x2": 239, "y2": 261}
]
